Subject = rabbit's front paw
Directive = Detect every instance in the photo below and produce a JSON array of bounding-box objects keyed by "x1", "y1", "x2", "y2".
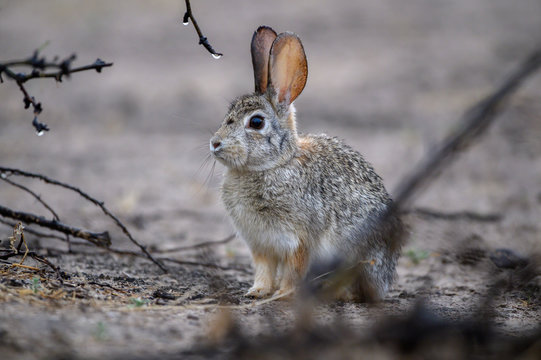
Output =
[
  {"x1": 245, "y1": 286, "x2": 273, "y2": 298},
  {"x1": 272, "y1": 287, "x2": 295, "y2": 300}
]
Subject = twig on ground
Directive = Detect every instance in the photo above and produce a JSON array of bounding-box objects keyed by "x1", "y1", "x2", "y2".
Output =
[
  {"x1": 87, "y1": 281, "x2": 128, "y2": 293},
  {"x1": 1, "y1": 176, "x2": 72, "y2": 249},
  {"x1": 0, "y1": 205, "x2": 111, "y2": 247},
  {"x1": 151, "y1": 234, "x2": 236, "y2": 253},
  {"x1": 0, "y1": 218, "x2": 70, "y2": 242},
  {"x1": 404, "y1": 207, "x2": 503, "y2": 222},
  {"x1": 182, "y1": 0, "x2": 223, "y2": 58},
  {"x1": 40, "y1": 245, "x2": 251, "y2": 274},
  {"x1": 8, "y1": 263, "x2": 40, "y2": 271},
  {"x1": 1, "y1": 223, "x2": 64, "y2": 279},
  {"x1": 0, "y1": 167, "x2": 167, "y2": 272},
  {"x1": 159, "y1": 257, "x2": 250, "y2": 274},
  {"x1": 0, "y1": 51, "x2": 112, "y2": 133}
]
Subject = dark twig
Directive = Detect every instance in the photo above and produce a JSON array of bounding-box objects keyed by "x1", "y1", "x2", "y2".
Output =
[
  {"x1": 1, "y1": 176, "x2": 60, "y2": 221},
  {"x1": 40, "y1": 246, "x2": 251, "y2": 274},
  {"x1": 0, "y1": 50, "x2": 113, "y2": 133},
  {"x1": 151, "y1": 234, "x2": 236, "y2": 253},
  {"x1": 182, "y1": 0, "x2": 223, "y2": 58},
  {"x1": 0, "y1": 167, "x2": 167, "y2": 272},
  {"x1": 0, "y1": 205, "x2": 111, "y2": 247},
  {"x1": 0, "y1": 248, "x2": 63, "y2": 279},
  {"x1": 1, "y1": 221, "x2": 242, "y2": 273},
  {"x1": 154, "y1": 257, "x2": 250, "y2": 274},
  {"x1": 0, "y1": 175, "x2": 72, "y2": 249},
  {"x1": 404, "y1": 207, "x2": 503, "y2": 223},
  {"x1": 388, "y1": 48, "x2": 541, "y2": 216}
]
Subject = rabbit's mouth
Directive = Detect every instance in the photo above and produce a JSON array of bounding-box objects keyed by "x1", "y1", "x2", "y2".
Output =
[{"x1": 210, "y1": 144, "x2": 248, "y2": 170}]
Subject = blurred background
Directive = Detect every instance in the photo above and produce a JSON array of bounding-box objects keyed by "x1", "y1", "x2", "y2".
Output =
[
  {"x1": 1, "y1": 0, "x2": 540, "y2": 217},
  {"x1": 0, "y1": 0, "x2": 541, "y2": 357}
]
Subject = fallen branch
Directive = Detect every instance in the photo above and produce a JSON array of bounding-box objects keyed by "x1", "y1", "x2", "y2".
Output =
[
  {"x1": 40, "y1": 245, "x2": 251, "y2": 274},
  {"x1": 0, "y1": 205, "x2": 110, "y2": 247},
  {"x1": 1, "y1": 222, "x2": 64, "y2": 279},
  {"x1": 0, "y1": 218, "x2": 69, "y2": 242},
  {"x1": 182, "y1": 0, "x2": 222, "y2": 58},
  {"x1": 0, "y1": 249, "x2": 63, "y2": 278},
  {"x1": 151, "y1": 234, "x2": 236, "y2": 253},
  {"x1": 1, "y1": 176, "x2": 72, "y2": 249},
  {"x1": 159, "y1": 257, "x2": 250, "y2": 274},
  {"x1": 404, "y1": 207, "x2": 502, "y2": 223},
  {"x1": 0, "y1": 167, "x2": 167, "y2": 272}
]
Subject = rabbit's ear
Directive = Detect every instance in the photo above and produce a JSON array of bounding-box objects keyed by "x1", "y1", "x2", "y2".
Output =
[
  {"x1": 268, "y1": 32, "x2": 308, "y2": 106},
  {"x1": 251, "y1": 26, "x2": 277, "y2": 94}
]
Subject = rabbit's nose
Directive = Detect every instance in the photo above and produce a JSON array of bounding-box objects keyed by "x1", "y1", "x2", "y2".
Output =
[{"x1": 210, "y1": 137, "x2": 222, "y2": 151}]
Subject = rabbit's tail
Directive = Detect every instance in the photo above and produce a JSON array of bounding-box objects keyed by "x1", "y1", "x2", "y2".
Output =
[{"x1": 351, "y1": 208, "x2": 406, "y2": 302}]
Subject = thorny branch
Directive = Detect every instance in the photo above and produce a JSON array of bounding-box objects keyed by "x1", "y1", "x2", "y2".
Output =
[
  {"x1": 0, "y1": 50, "x2": 113, "y2": 133},
  {"x1": 182, "y1": 0, "x2": 223, "y2": 58},
  {"x1": 0, "y1": 167, "x2": 167, "y2": 272}
]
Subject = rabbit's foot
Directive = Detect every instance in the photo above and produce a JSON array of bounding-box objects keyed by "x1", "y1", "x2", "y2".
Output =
[
  {"x1": 245, "y1": 286, "x2": 273, "y2": 298},
  {"x1": 272, "y1": 287, "x2": 295, "y2": 300}
]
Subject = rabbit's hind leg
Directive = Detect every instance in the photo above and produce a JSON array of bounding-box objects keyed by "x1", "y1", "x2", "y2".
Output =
[{"x1": 273, "y1": 243, "x2": 309, "y2": 298}]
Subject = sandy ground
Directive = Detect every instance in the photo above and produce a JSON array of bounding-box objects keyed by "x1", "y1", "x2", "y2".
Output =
[{"x1": 1, "y1": 0, "x2": 540, "y2": 359}]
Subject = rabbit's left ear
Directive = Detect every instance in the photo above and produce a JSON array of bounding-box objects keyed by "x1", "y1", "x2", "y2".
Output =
[
  {"x1": 268, "y1": 32, "x2": 308, "y2": 106},
  {"x1": 251, "y1": 26, "x2": 277, "y2": 94}
]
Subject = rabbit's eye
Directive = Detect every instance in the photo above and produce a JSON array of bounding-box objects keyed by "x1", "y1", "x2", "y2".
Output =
[{"x1": 248, "y1": 115, "x2": 264, "y2": 130}]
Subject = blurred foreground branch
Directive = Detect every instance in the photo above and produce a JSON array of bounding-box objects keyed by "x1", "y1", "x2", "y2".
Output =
[
  {"x1": 0, "y1": 49, "x2": 113, "y2": 134},
  {"x1": 388, "y1": 47, "x2": 541, "y2": 215}
]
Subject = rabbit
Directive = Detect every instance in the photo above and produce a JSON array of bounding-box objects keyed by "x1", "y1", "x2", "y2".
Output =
[{"x1": 210, "y1": 26, "x2": 405, "y2": 301}]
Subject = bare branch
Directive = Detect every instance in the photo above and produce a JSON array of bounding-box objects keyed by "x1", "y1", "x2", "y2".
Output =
[
  {"x1": 0, "y1": 218, "x2": 71, "y2": 242},
  {"x1": 0, "y1": 204, "x2": 111, "y2": 247},
  {"x1": 0, "y1": 167, "x2": 167, "y2": 272},
  {"x1": 0, "y1": 50, "x2": 113, "y2": 133},
  {"x1": 151, "y1": 234, "x2": 235, "y2": 253},
  {"x1": 182, "y1": 0, "x2": 223, "y2": 58},
  {"x1": 1, "y1": 176, "x2": 60, "y2": 221},
  {"x1": 403, "y1": 207, "x2": 502, "y2": 223}
]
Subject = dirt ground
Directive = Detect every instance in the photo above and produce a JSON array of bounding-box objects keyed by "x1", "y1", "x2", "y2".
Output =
[{"x1": 1, "y1": 0, "x2": 541, "y2": 359}]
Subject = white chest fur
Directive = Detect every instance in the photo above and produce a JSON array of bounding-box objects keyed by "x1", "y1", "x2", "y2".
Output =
[{"x1": 221, "y1": 171, "x2": 300, "y2": 257}]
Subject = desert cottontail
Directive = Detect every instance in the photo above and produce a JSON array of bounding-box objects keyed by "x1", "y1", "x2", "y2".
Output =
[{"x1": 210, "y1": 26, "x2": 404, "y2": 301}]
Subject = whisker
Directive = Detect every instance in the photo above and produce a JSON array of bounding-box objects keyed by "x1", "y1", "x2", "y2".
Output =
[
  {"x1": 204, "y1": 159, "x2": 217, "y2": 187},
  {"x1": 195, "y1": 153, "x2": 213, "y2": 178}
]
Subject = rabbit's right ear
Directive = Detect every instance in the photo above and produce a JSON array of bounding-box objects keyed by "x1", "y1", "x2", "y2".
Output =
[
  {"x1": 251, "y1": 26, "x2": 277, "y2": 94},
  {"x1": 268, "y1": 32, "x2": 308, "y2": 107}
]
